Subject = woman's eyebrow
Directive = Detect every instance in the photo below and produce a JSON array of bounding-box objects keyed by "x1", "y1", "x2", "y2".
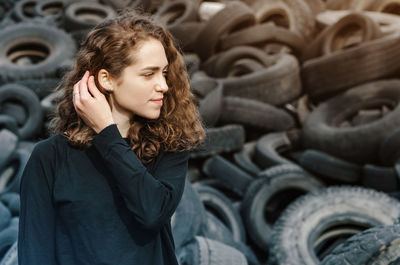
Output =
[{"x1": 140, "y1": 64, "x2": 169, "y2": 71}]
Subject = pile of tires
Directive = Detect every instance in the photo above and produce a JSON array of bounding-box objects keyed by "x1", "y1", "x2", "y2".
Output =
[{"x1": 1, "y1": 0, "x2": 400, "y2": 264}]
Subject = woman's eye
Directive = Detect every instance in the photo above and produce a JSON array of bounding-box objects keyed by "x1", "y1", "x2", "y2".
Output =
[
  {"x1": 144, "y1": 72, "x2": 154, "y2": 77},
  {"x1": 163, "y1": 71, "x2": 168, "y2": 77}
]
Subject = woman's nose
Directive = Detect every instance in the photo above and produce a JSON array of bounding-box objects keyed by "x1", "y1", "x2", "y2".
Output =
[{"x1": 156, "y1": 74, "x2": 168, "y2": 92}]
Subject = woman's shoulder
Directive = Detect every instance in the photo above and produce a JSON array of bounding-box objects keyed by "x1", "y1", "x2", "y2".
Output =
[{"x1": 31, "y1": 133, "x2": 68, "y2": 157}]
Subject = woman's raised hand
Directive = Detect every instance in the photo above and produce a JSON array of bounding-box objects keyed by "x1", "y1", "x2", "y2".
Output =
[{"x1": 72, "y1": 71, "x2": 115, "y2": 134}]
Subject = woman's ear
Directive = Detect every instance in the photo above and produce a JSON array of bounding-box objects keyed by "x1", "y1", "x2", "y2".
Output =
[{"x1": 98, "y1": 69, "x2": 114, "y2": 92}]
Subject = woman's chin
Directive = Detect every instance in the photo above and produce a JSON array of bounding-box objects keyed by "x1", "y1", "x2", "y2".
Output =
[{"x1": 138, "y1": 111, "x2": 161, "y2": 120}]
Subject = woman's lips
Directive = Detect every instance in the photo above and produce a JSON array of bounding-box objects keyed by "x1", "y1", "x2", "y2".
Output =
[{"x1": 150, "y1": 99, "x2": 163, "y2": 105}]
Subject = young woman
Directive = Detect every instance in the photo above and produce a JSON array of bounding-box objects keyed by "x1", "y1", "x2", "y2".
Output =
[{"x1": 18, "y1": 10, "x2": 205, "y2": 265}]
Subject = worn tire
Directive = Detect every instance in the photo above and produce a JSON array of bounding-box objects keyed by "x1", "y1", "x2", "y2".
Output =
[
  {"x1": 194, "y1": 185, "x2": 246, "y2": 243},
  {"x1": 0, "y1": 84, "x2": 43, "y2": 140},
  {"x1": 219, "y1": 97, "x2": 296, "y2": 132},
  {"x1": 221, "y1": 53, "x2": 302, "y2": 106},
  {"x1": 298, "y1": 149, "x2": 363, "y2": 184},
  {"x1": 302, "y1": 79, "x2": 400, "y2": 164},
  {"x1": 321, "y1": 224, "x2": 400, "y2": 265},
  {"x1": 241, "y1": 164, "x2": 323, "y2": 251},
  {"x1": 269, "y1": 186, "x2": 400, "y2": 265},
  {"x1": 0, "y1": 22, "x2": 76, "y2": 83},
  {"x1": 302, "y1": 32, "x2": 400, "y2": 102},
  {"x1": 191, "y1": 124, "x2": 245, "y2": 158}
]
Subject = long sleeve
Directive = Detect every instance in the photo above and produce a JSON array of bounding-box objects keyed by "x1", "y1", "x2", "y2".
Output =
[
  {"x1": 91, "y1": 124, "x2": 190, "y2": 231},
  {"x1": 18, "y1": 141, "x2": 57, "y2": 265}
]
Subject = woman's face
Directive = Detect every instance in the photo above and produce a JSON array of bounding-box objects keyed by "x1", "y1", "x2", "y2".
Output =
[{"x1": 108, "y1": 38, "x2": 169, "y2": 120}]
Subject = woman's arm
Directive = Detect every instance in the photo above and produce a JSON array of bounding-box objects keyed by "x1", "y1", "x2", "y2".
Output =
[
  {"x1": 18, "y1": 141, "x2": 57, "y2": 264},
  {"x1": 92, "y1": 124, "x2": 190, "y2": 231},
  {"x1": 92, "y1": 124, "x2": 189, "y2": 229}
]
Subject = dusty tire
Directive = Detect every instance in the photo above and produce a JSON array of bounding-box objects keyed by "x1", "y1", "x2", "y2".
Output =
[
  {"x1": 64, "y1": 2, "x2": 116, "y2": 32},
  {"x1": 0, "y1": 22, "x2": 76, "y2": 83},
  {"x1": 302, "y1": 79, "x2": 400, "y2": 164},
  {"x1": 379, "y1": 126, "x2": 400, "y2": 166},
  {"x1": 154, "y1": 0, "x2": 198, "y2": 28},
  {"x1": 269, "y1": 186, "x2": 400, "y2": 265},
  {"x1": 241, "y1": 164, "x2": 323, "y2": 251},
  {"x1": 320, "y1": 12, "x2": 382, "y2": 56},
  {"x1": 191, "y1": 124, "x2": 245, "y2": 158},
  {"x1": 321, "y1": 224, "x2": 400, "y2": 265},
  {"x1": 0, "y1": 84, "x2": 43, "y2": 140},
  {"x1": 194, "y1": 1, "x2": 256, "y2": 61},
  {"x1": 298, "y1": 149, "x2": 363, "y2": 184},
  {"x1": 233, "y1": 141, "x2": 261, "y2": 176},
  {"x1": 254, "y1": 132, "x2": 294, "y2": 169},
  {"x1": 219, "y1": 97, "x2": 296, "y2": 132},
  {"x1": 203, "y1": 155, "x2": 253, "y2": 197},
  {"x1": 221, "y1": 53, "x2": 302, "y2": 106},
  {"x1": 251, "y1": 0, "x2": 315, "y2": 40},
  {"x1": 302, "y1": 32, "x2": 400, "y2": 102},
  {"x1": 194, "y1": 185, "x2": 246, "y2": 243},
  {"x1": 219, "y1": 23, "x2": 305, "y2": 55}
]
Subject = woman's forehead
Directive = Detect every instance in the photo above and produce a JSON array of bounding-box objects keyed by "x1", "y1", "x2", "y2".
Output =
[{"x1": 130, "y1": 38, "x2": 168, "y2": 70}]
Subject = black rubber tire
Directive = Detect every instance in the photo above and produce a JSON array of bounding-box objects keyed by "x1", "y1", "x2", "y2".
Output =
[
  {"x1": 320, "y1": 12, "x2": 382, "y2": 56},
  {"x1": 0, "y1": 84, "x2": 43, "y2": 140},
  {"x1": 269, "y1": 186, "x2": 400, "y2": 265},
  {"x1": 219, "y1": 96, "x2": 296, "y2": 132},
  {"x1": 2, "y1": 102, "x2": 26, "y2": 126},
  {"x1": 0, "y1": 202, "x2": 11, "y2": 232},
  {"x1": 362, "y1": 164, "x2": 399, "y2": 193},
  {"x1": 227, "y1": 58, "x2": 264, "y2": 77},
  {"x1": 219, "y1": 23, "x2": 305, "y2": 55},
  {"x1": 34, "y1": 0, "x2": 65, "y2": 26},
  {"x1": 177, "y1": 236, "x2": 248, "y2": 265},
  {"x1": 172, "y1": 179, "x2": 205, "y2": 251},
  {"x1": 251, "y1": 0, "x2": 315, "y2": 40},
  {"x1": 64, "y1": 2, "x2": 116, "y2": 32},
  {"x1": 41, "y1": 89, "x2": 62, "y2": 118},
  {"x1": 0, "y1": 239, "x2": 17, "y2": 265},
  {"x1": 154, "y1": 0, "x2": 198, "y2": 28},
  {"x1": 221, "y1": 53, "x2": 302, "y2": 106},
  {"x1": 302, "y1": 32, "x2": 400, "y2": 102},
  {"x1": 241, "y1": 164, "x2": 324, "y2": 251},
  {"x1": 0, "y1": 149, "x2": 30, "y2": 195},
  {"x1": 298, "y1": 149, "x2": 363, "y2": 184},
  {"x1": 197, "y1": 211, "x2": 260, "y2": 265},
  {"x1": 0, "y1": 223, "x2": 18, "y2": 260},
  {"x1": 198, "y1": 81, "x2": 223, "y2": 127},
  {"x1": 190, "y1": 72, "x2": 219, "y2": 99},
  {"x1": 191, "y1": 124, "x2": 245, "y2": 159},
  {"x1": 0, "y1": 192, "x2": 20, "y2": 217},
  {"x1": 183, "y1": 53, "x2": 200, "y2": 77},
  {"x1": 203, "y1": 155, "x2": 254, "y2": 197},
  {"x1": 379, "y1": 126, "x2": 400, "y2": 166},
  {"x1": 233, "y1": 141, "x2": 262, "y2": 176},
  {"x1": 168, "y1": 21, "x2": 205, "y2": 52},
  {"x1": 0, "y1": 22, "x2": 76, "y2": 83},
  {"x1": 194, "y1": 1, "x2": 256, "y2": 60},
  {"x1": 0, "y1": 115, "x2": 19, "y2": 138},
  {"x1": 11, "y1": 0, "x2": 39, "y2": 21},
  {"x1": 302, "y1": 79, "x2": 400, "y2": 164},
  {"x1": 0, "y1": 129, "x2": 18, "y2": 171},
  {"x1": 254, "y1": 132, "x2": 294, "y2": 169},
  {"x1": 321, "y1": 224, "x2": 400, "y2": 265},
  {"x1": 202, "y1": 45, "x2": 274, "y2": 78},
  {"x1": 194, "y1": 185, "x2": 246, "y2": 243}
]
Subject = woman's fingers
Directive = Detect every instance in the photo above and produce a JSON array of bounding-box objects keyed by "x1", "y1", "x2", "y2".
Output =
[
  {"x1": 79, "y1": 71, "x2": 91, "y2": 99},
  {"x1": 87, "y1": 75, "x2": 102, "y2": 98}
]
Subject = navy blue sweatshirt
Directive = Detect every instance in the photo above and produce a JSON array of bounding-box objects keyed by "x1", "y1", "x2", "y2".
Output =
[{"x1": 18, "y1": 123, "x2": 190, "y2": 265}]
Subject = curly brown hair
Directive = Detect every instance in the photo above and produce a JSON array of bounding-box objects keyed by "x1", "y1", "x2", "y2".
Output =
[{"x1": 50, "y1": 9, "x2": 205, "y2": 164}]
